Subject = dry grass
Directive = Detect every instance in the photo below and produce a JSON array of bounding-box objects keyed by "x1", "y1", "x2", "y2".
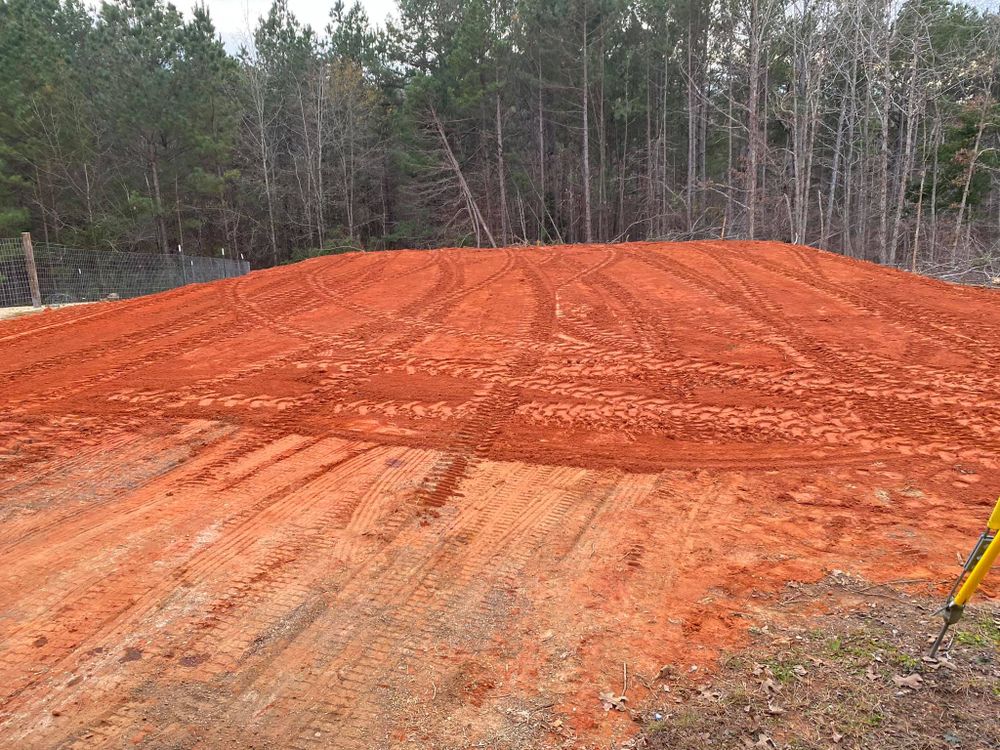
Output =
[{"x1": 625, "y1": 576, "x2": 999, "y2": 750}]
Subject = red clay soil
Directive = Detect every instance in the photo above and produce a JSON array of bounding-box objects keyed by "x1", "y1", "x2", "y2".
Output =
[{"x1": 0, "y1": 241, "x2": 998, "y2": 749}]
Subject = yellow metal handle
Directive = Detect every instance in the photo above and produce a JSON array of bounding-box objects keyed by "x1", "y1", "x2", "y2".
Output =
[
  {"x1": 953, "y1": 531, "x2": 1000, "y2": 606},
  {"x1": 988, "y1": 496, "x2": 1000, "y2": 533}
]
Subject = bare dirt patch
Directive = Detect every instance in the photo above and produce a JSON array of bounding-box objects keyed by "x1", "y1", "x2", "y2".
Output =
[{"x1": 0, "y1": 242, "x2": 997, "y2": 748}]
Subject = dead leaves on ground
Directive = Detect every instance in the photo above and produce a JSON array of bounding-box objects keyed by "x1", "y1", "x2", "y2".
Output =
[
  {"x1": 892, "y1": 672, "x2": 923, "y2": 690},
  {"x1": 599, "y1": 690, "x2": 628, "y2": 712}
]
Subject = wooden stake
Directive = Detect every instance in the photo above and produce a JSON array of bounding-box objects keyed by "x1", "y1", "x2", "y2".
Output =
[{"x1": 20, "y1": 232, "x2": 41, "y2": 308}]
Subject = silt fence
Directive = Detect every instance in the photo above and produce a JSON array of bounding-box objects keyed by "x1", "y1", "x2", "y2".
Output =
[{"x1": 0, "y1": 235, "x2": 249, "y2": 308}]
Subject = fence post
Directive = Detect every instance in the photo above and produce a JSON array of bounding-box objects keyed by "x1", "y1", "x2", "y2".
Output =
[{"x1": 21, "y1": 232, "x2": 42, "y2": 308}]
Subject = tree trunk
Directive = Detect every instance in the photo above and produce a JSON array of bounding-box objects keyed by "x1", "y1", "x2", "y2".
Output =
[
  {"x1": 597, "y1": 22, "x2": 607, "y2": 241},
  {"x1": 581, "y1": 19, "x2": 593, "y2": 243},
  {"x1": 686, "y1": 18, "x2": 697, "y2": 234},
  {"x1": 746, "y1": 0, "x2": 763, "y2": 240},
  {"x1": 823, "y1": 57, "x2": 852, "y2": 249},
  {"x1": 952, "y1": 101, "x2": 989, "y2": 262},
  {"x1": 432, "y1": 108, "x2": 496, "y2": 247},
  {"x1": 149, "y1": 141, "x2": 169, "y2": 253},
  {"x1": 495, "y1": 93, "x2": 510, "y2": 245},
  {"x1": 875, "y1": 18, "x2": 892, "y2": 263},
  {"x1": 537, "y1": 60, "x2": 546, "y2": 242},
  {"x1": 889, "y1": 41, "x2": 922, "y2": 266}
]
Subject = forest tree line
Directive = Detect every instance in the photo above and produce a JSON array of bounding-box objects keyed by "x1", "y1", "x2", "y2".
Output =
[{"x1": 1, "y1": 0, "x2": 999, "y2": 273}]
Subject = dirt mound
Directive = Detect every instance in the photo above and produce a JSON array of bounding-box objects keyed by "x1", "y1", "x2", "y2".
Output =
[{"x1": 0, "y1": 241, "x2": 997, "y2": 748}]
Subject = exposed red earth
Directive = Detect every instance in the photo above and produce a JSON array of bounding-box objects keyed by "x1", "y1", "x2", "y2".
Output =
[{"x1": 0, "y1": 241, "x2": 997, "y2": 748}]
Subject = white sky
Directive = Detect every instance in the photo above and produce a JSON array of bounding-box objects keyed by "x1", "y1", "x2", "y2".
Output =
[
  {"x1": 171, "y1": 0, "x2": 398, "y2": 52},
  {"x1": 173, "y1": 0, "x2": 1000, "y2": 53}
]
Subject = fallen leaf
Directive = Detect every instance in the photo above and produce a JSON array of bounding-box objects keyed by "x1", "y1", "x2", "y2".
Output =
[
  {"x1": 599, "y1": 690, "x2": 628, "y2": 711},
  {"x1": 922, "y1": 655, "x2": 957, "y2": 671},
  {"x1": 865, "y1": 663, "x2": 878, "y2": 681},
  {"x1": 697, "y1": 684, "x2": 722, "y2": 700},
  {"x1": 892, "y1": 673, "x2": 923, "y2": 690},
  {"x1": 760, "y1": 677, "x2": 781, "y2": 695},
  {"x1": 766, "y1": 703, "x2": 785, "y2": 715}
]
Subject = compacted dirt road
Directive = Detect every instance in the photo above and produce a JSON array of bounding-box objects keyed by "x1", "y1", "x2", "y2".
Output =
[{"x1": 1, "y1": 241, "x2": 998, "y2": 748}]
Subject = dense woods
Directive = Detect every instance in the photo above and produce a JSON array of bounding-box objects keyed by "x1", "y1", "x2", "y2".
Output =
[{"x1": 1, "y1": 0, "x2": 999, "y2": 273}]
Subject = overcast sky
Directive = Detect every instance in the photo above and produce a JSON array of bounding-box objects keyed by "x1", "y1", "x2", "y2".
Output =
[
  {"x1": 171, "y1": 0, "x2": 398, "y2": 52},
  {"x1": 173, "y1": 0, "x2": 999, "y2": 53}
]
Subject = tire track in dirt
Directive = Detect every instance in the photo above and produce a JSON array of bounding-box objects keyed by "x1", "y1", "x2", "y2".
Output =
[
  {"x1": 0, "y1": 260, "x2": 321, "y2": 383},
  {"x1": 45, "y1": 250, "x2": 568, "y2": 748},
  {"x1": 735, "y1": 247, "x2": 1000, "y2": 382},
  {"x1": 742, "y1": 251, "x2": 1000, "y2": 404},
  {"x1": 810, "y1": 247, "x2": 1000, "y2": 344},
  {"x1": 0, "y1": 420, "x2": 231, "y2": 556},
  {"x1": 0, "y1": 277, "x2": 231, "y2": 346},
  {"x1": 248, "y1": 251, "x2": 569, "y2": 747},
  {"x1": 632, "y1": 244, "x2": 818, "y2": 369},
  {"x1": 31, "y1": 254, "x2": 532, "y2": 750},
  {"x1": 2, "y1": 241, "x2": 998, "y2": 750},
  {"x1": 52, "y1": 252, "x2": 432, "y2": 427},
  {"x1": 257, "y1": 437, "x2": 620, "y2": 748},
  {"x1": 688, "y1": 246, "x2": 998, "y2": 462},
  {"x1": 561, "y1": 245, "x2": 998, "y2": 470},
  {"x1": 0, "y1": 436, "x2": 372, "y2": 723},
  {"x1": 18, "y1": 252, "x2": 403, "y2": 420},
  {"x1": 737, "y1": 246, "x2": 994, "y2": 350},
  {"x1": 282, "y1": 249, "x2": 521, "y2": 429},
  {"x1": 559, "y1": 250, "x2": 891, "y2": 466},
  {"x1": 408, "y1": 249, "x2": 553, "y2": 511}
]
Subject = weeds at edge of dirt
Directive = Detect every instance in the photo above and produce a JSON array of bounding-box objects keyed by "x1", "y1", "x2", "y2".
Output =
[{"x1": 621, "y1": 576, "x2": 999, "y2": 750}]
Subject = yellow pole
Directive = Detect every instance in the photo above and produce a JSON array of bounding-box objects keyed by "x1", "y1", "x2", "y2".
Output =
[
  {"x1": 953, "y1": 531, "x2": 1000, "y2": 606},
  {"x1": 928, "y1": 496, "x2": 1000, "y2": 657},
  {"x1": 987, "y1": 495, "x2": 1000, "y2": 533}
]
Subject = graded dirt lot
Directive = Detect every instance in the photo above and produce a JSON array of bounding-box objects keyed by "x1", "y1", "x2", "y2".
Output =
[{"x1": 0, "y1": 241, "x2": 998, "y2": 749}]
